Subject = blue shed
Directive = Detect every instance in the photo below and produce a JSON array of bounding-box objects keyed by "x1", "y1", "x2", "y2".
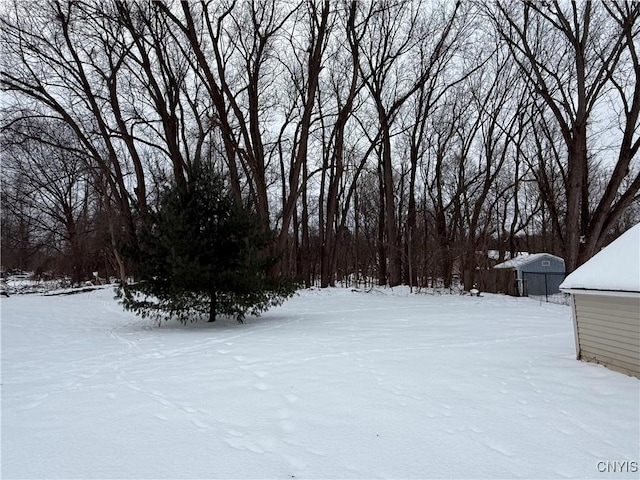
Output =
[{"x1": 494, "y1": 253, "x2": 565, "y2": 297}]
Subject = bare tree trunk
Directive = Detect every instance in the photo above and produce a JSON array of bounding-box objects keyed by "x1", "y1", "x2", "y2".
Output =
[
  {"x1": 377, "y1": 162, "x2": 387, "y2": 285},
  {"x1": 208, "y1": 289, "x2": 217, "y2": 323},
  {"x1": 276, "y1": 1, "x2": 331, "y2": 272}
]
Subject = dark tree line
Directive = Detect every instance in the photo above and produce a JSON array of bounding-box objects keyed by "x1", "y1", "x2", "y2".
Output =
[{"x1": 2, "y1": 0, "x2": 639, "y2": 290}]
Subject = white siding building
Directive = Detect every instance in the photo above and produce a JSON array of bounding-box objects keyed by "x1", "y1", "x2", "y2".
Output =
[{"x1": 560, "y1": 224, "x2": 640, "y2": 377}]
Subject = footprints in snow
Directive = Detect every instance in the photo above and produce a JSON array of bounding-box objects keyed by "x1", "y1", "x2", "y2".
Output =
[
  {"x1": 122, "y1": 350, "x2": 304, "y2": 443},
  {"x1": 126, "y1": 383, "x2": 216, "y2": 430},
  {"x1": 218, "y1": 352, "x2": 302, "y2": 440}
]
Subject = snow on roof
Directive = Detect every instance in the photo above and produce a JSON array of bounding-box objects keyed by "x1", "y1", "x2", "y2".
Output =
[
  {"x1": 493, "y1": 252, "x2": 564, "y2": 270},
  {"x1": 560, "y1": 223, "x2": 640, "y2": 293}
]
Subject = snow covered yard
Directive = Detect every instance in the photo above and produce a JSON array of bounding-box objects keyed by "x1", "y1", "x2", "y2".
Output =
[{"x1": 1, "y1": 287, "x2": 638, "y2": 479}]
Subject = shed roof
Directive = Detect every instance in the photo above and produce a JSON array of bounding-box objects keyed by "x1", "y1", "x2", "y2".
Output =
[
  {"x1": 493, "y1": 253, "x2": 564, "y2": 270},
  {"x1": 560, "y1": 223, "x2": 640, "y2": 293}
]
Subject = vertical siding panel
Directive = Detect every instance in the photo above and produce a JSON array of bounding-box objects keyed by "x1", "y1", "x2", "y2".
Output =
[{"x1": 571, "y1": 295, "x2": 580, "y2": 360}]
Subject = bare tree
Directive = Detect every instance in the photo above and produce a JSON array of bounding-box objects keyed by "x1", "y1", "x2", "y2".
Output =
[
  {"x1": 0, "y1": 1, "x2": 150, "y2": 278},
  {"x1": 400, "y1": 1, "x2": 471, "y2": 288},
  {"x1": 458, "y1": 50, "x2": 529, "y2": 291},
  {"x1": 358, "y1": 0, "x2": 462, "y2": 286},
  {"x1": 317, "y1": 0, "x2": 369, "y2": 287},
  {"x1": 489, "y1": 1, "x2": 640, "y2": 272},
  {"x1": 1, "y1": 118, "x2": 98, "y2": 282},
  {"x1": 3, "y1": 0, "x2": 639, "y2": 290}
]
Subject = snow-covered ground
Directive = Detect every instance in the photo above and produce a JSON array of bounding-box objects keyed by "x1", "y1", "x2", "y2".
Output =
[{"x1": 2, "y1": 287, "x2": 638, "y2": 479}]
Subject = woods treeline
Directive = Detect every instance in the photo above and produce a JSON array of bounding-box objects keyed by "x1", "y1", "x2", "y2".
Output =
[{"x1": 1, "y1": 0, "x2": 639, "y2": 290}]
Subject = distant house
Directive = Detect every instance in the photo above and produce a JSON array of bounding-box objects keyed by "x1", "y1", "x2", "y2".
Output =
[
  {"x1": 493, "y1": 253, "x2": 565, "y2": 297},
  {"x1": 560, "y1": 224, "x2": 640, "y2": 377}
]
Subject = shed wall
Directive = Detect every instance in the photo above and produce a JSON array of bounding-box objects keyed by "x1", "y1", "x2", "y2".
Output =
[
  {"x1": 518, "y1": 255, "x2": 565, "y2": 296},
  {"x1": 574, "y1": 293, "x2": 640, "y2": 377}
]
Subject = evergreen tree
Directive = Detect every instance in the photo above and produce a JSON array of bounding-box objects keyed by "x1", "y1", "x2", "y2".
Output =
[{"x1": 117, "y1": 165, "x2": 296, "y2": 324}]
